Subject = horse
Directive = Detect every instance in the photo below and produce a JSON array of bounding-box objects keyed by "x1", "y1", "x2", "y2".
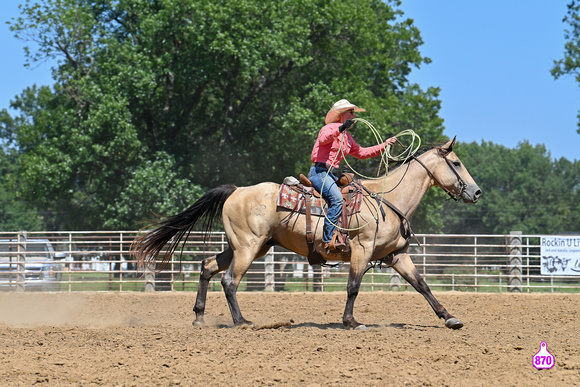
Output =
[{"x1": 132, "y1": 137, "x2": 482, "y2": 330}]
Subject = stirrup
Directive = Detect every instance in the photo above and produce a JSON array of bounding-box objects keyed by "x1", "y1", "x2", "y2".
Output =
[{"x1": 328, "y1": 231, "x2": 347, "y2": 252}]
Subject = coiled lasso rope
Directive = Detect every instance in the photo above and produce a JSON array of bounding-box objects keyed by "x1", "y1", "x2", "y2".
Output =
[
  {"x1": 318, "y1": 119, "x2": 421, "y2": 232},
  {"x1": 341, "y1": 118, "x2": 421, "y2": 179}
]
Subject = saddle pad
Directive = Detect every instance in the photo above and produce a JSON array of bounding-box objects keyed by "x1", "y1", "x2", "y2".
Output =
[{"x1": 277, "y1": 184, "x2": 363, "y2": 217}]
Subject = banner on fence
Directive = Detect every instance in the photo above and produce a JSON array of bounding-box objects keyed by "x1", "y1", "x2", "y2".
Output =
[{"x1": 540, "y1": 236, "x2": 580, "y2": 275}]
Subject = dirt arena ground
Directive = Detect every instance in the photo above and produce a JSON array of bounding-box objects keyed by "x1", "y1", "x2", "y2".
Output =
[{"x1": 0, "y1": 291, "x2": 578, "y2": 386}]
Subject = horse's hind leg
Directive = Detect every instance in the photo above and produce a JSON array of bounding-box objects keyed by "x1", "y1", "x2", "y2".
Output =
[
  {"x1": 193, "y1": 247, "x2": 233, "y2": 326},
  {"x1": 222, "y1": 245, "x2": 271, "y2": 326},
  {"x1": 393, "y1": 252, "x2": 464, "y2": 329},
  {"x1": 343, "y1": 259, "x2": 369, "y2": 330}
]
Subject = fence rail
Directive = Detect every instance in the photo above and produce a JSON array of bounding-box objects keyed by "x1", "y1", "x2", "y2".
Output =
[{"x1": 0, "y1": 231, "x2": 578, "y2": 293}]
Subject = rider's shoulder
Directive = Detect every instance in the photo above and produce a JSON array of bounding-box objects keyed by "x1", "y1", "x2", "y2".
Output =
[{"x1": 321, "y1": 122, "x2": 341, "y2": 132}]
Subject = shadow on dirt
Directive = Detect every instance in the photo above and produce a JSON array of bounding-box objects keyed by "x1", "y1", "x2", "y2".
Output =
[
  {"x1": 386, "y1": 322, "x2": 441, "y2": 330},
  {"x1": 289, "y1": 322, "x2": 442, "y2": 331},
  {"x1": 210, "y1": 321, "x2": 442, "y2": 331}
]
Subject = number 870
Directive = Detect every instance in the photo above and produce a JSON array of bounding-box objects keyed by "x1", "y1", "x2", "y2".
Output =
[{"x1": 535, "y1": 356, "x2": 552, "y2": 365}]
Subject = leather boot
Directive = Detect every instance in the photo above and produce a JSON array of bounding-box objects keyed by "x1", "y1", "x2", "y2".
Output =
[{"x1": 327, "y1": 230, "x2": 347, "y2": 252}]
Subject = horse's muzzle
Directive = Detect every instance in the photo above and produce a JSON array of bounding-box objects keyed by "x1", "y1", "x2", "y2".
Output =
[{"x1": 462, "y1": 185, "x2": 482, "y2": 204}]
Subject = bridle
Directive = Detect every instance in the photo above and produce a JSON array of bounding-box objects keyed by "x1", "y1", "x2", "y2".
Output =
[{"x1": 411, "y1": 152, "x2": 468, "y2": 202}]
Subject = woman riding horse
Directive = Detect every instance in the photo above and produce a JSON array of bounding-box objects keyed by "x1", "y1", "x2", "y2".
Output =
[
  {"x1": 132, "y1": 136, "x2": 482, "y2": 330},
  {"x1": 309, "y1": 99, "x2": 397, "y2": 252}
]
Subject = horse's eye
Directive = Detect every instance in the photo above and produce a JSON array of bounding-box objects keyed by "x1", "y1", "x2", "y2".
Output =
[{"x1": 452, "y1": 160, "x2": 461, "y2": 167}]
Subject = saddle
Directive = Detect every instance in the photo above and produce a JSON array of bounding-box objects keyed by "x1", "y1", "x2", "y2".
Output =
[
  {"x1": 277, "y1": 176, "x2": 363, "y2": 217},
  {"x1": 277, "y1": 173, "x2": 363, "y2": 265}
]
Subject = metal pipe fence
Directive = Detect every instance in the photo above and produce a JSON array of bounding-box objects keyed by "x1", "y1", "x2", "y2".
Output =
[{"x1": 0, "y1": 231, "x2": 578, "y2": 293}]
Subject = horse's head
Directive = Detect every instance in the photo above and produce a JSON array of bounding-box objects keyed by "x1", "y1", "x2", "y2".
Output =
[{"x1": 423, "y1": 137, "x2": 482, "y2": 203}]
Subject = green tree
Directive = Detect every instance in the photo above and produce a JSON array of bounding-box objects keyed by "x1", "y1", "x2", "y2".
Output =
[
  {"x1": 552, "y1": 0, "x2": 580, "y2": 132},
  {"x1": 441, "y1": 141, "x2": 580, "y2": 234},
  {"x1": 0, "y1": 153, "x2": 45, "y2": 231},
  {"x1": 0, "y1": 109, "x2": 44, "y2": 230},
  {"x1": 3, "y1": 0, "x2": 445, "y2": 230}
]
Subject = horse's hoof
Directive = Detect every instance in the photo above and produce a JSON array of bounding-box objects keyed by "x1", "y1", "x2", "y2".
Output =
[
  {"x1": 192, "y1": 320, "x2": 204, "y2": 327},
  {"x1": 445, "y1": 318, "x2": 464, "y2": 329},
  {"x1": 354, "y1": 324, "x2": 368, "y2": 331},
  {"x1": 235, "y1": 320, "x2": 255, "y2": 329}
]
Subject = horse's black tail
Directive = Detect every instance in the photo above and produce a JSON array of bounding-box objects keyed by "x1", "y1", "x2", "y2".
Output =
[{"x1": 132, "y1": 184, "x2": 237, "y2": 270}]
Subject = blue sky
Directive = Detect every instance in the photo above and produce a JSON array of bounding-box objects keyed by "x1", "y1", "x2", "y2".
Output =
[
  {"x1": 398, "y1": 0, "x2": 579, "y2": 161},
  {"x1": 1, "y1": 1, "x2": 579, "y2": 161}
]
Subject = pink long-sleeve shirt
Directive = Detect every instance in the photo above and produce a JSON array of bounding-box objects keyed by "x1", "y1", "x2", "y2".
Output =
[{"x1": 311, "y1": 123, "x2": 387, "y2": 168}]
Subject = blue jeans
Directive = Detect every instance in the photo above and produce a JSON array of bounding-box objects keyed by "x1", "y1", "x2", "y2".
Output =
[{"x1": 308, "y1": 165, "x2": 343, "y2": 243}]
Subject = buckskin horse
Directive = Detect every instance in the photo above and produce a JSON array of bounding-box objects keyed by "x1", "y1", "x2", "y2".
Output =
[{"x1": 132, "y1": 137, "x2": 481, "y2": 330}]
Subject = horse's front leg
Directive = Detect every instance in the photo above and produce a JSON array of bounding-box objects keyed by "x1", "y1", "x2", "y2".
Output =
[
  {"x1": 193, "y1": 248, "x2": 233, "y2": 326},
  {"x1": 342, "y1": 259, "x2": 369, "y2": 330},
  {"x1": 393, "y1": 252, "x2": 463, "y2": 329}
]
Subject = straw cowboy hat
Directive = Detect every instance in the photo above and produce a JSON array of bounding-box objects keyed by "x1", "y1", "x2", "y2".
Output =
[{"x1": 324, "y1": 99, "x2": 366, "y2": 124}]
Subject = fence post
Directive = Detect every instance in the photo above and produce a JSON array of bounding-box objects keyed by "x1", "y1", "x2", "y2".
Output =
[
  {"x1": 119, "y1": 233, "x2": 124, "y2": 292},
  {"x1": 312, "y1": 266, "x2": 323, "y2": 292},
  {"x1": 144, "y1": 264, "x2": 155, "y2": 292},
  {"x1": 508, "y1": 231, "x2": 522, "y2": 293},
  {"x1": 67, "y1": 232, "x2": 73, "y2": 292},
  {"x1": 390, "y1": 268, "x2": 401, "y2": 290},
  {"x1": 474, "y1": 236, "x2": 478, "y2": 292},
  {"x1": 17, "y1": 231, "x2": 27, "y2": 292},
  {"x1": 264, "y1": 248, "x2": 274, "y2": 291}
]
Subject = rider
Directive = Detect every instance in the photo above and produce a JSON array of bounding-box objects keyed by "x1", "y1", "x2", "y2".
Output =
[{"x1": 309, "y1": 99, "x2": 397, "y2": 252}]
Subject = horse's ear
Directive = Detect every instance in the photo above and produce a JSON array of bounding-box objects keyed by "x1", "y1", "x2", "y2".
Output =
[{"x1": 442, "y1": 136, "x2": 456, "y2": 153}]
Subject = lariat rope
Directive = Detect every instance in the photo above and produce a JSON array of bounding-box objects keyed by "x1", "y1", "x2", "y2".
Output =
[
  {"x1": 317, "y1": 119, "x2": 421, "y2": 232},
  {"x1": 342, "y1": 119, "x2": 421, "y2": 179}
]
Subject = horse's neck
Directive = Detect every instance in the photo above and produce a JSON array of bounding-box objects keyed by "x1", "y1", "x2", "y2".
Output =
[{"x1": 364, "y1": 155, "x2": 435, "y2": 217}]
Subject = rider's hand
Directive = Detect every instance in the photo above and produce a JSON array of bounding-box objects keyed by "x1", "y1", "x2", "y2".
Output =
[
  {"x1": 339, "y1": 119, "x2": 355, "y2": 133},
  {"x1": 384, "y1": 136, "x2": 397, "y2": 146}
]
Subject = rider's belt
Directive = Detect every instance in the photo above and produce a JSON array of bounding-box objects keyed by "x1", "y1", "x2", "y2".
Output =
[{"x1": 312, "y1": 162, "x2": 339, "y2": 176}]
